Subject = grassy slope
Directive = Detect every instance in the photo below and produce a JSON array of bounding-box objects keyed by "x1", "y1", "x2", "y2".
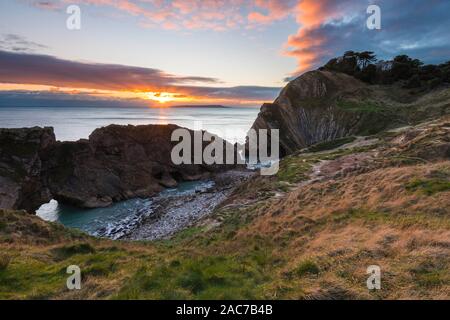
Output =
[{"x1": 1, "y1": 117, "x2": 449, "y2": 300}]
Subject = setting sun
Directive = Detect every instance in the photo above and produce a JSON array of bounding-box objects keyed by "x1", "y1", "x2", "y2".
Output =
[{"x1": 147, "y1": 92, "x2": 177, "y2": 103}]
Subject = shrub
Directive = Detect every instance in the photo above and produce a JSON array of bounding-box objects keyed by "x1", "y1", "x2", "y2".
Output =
[
  {"x1": 296, "y1": 260, "x2": 320, "y2": 276},
  {"x1": 177, "y1": 268, "x2": 206, "y2": 294},
  {"x1": 406, "y1": 178, "x2": 450, "y2": 195},
  {"x1": 51, "y1": 242, "x2": 96, "y2": 261},
  {"x1": 0, "y1": 254, "x2": 12, "y2": 271}
]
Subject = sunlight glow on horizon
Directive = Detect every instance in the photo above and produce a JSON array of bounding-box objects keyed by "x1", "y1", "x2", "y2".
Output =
[
  {"x1": 0, "y1": 83, "x2": 270, "y2": 107},
  {"x1": 147, "y1": 92, "x2": 182, "y2": 104}
]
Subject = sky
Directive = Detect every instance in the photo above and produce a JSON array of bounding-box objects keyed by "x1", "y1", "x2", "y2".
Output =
[{"x1": 0, "y1": 0, "x2": 449, "y2": 107}]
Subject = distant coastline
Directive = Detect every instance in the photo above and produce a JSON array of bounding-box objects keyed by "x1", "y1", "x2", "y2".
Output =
[{"x1": 158, "y1": 104, "x2": 229, "y2": 109}]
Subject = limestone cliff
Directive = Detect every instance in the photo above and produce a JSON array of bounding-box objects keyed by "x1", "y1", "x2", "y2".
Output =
[{"x1": 251, "y1": 70, "x2": 450, "y2": 156}]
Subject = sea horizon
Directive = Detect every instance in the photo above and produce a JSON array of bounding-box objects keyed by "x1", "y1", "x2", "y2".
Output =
[{"x1": 0, "y1": 105, "x2": 260, "y2": 144}]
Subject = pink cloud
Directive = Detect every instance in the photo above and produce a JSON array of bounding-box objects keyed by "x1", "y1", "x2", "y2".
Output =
[
  {"x1": 25, "y1": 0, "x2": 367, "y2": 76},
  {"x1": 28, "y1": 0, "x2": 298, "y2": 31},
  {"x1": 248, "y1": 0, "x2": 296, "y2": 25},
  {"x1": 283, "y1": 0, "x2": 363, "y2": 74}
]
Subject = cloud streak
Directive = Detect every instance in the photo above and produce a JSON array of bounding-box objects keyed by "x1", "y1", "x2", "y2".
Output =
[
  {"x1": 24, "y1": 0, "x2": 298, "y2": 31},
  {"x1": 0, "y1": 34, "x2": 48, "y2": 53},
  {"x1": 0, "y1": 50, "x2": 218, "y2": 90},
  {"x1": 0, "y1": 50, "x2": 280, "y2": 102}
]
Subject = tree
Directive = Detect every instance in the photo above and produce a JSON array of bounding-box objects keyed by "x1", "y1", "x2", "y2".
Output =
[{"x1": 358, "y1": 51, "x2": 377, "y2": 69}]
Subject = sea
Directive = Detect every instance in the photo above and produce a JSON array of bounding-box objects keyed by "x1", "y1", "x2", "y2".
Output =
[
  {"x1": 0, "y1": 106, "x2": 259, "y2": 144},
  {"x1": 0, "y1": 106, "x2": 260, "y2": 236}
]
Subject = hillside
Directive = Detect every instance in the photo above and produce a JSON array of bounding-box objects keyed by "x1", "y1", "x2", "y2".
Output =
[{"x1": 1, "y1": 115, "x2": 449, "y2": 299}]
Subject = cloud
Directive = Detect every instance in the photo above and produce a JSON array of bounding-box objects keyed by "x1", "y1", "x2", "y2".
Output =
[
  {"x1": 0, "y1": 34, "x2": 48, "y2": 53},
  {"x1": 0, "y1": 89, "x2": 151, "y2": 107},
  {"x1": 17, "y1": 0, "x2": 450, "y2": 81},
  {"x1": 0, "y1": 50, "x2": 280, "y2": 102},
  {"x1": 0, "y1": 50, "x2": 219, "y2": 91},
  {"x1": 283, "y1": 0, "x2": 450, "y2": 75},
  {"x1": 24, "y1": 0, "x2": 297, "y2": 31},
  {"x1": 283, "y1": 0, "x2": 364, "y2": 73},
  {"x1": 248, "y1": 0, "x2": 296, "y2": 25}
]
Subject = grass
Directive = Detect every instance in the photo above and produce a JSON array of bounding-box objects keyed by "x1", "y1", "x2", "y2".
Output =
[
  {"x1": 331, "y1": 208, "x2": 450, "y2": 230},
  {"x1": 336, "y1": 99, "x2": 385, "y2": 113},
  {"x1": 307, "y1": 136, "x2": 356, "y2": 152},
  {"x1": 406, "y1": 178, "x2": 450, "y2": 195},
  {"x1": 0, "y1": 253, "x2": 11, "y2": 271},
  {"x1": 0, "y1": 254, "x2": 68, "y2": 299},
  {"x1": 295, "y1": 260, "x2": 320, "y2": 277},
  {"x1": 276, "y1": 155, "x2": 315, "y2": 183},
  {"x1": 410, "y1": 262, "x2": 449, "y2": 289},
  {"x1": 114, "y1": 255, "x2": 269, "y2": 299},
  {"x1": 51, "y1": 243, "x2": 96, "y2": 261}
]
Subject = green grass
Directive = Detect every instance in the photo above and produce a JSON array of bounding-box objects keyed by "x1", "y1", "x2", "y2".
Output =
[
  {"x1": 405, "y1": 178, "x2": 450, "y2": 195},
  {"x1": 0, "y1": 253, "x2": 11, "y2": 271},
  {"x1": 51, "y1": 243, "x2": 96, "y2": 261},
  {"x1": 295, "y1": 260, "x2": 320, "y2": 277},
  {"x1": 336, "y1": 99, "x2": 386, "y2": 113},
  {"x1": 0, "y1": 244, "x2": 136, "y2": 299},
  {"x1": 411, "y1": 262, "x2": 449, "y2": 289},
  {"x1": 307, "y1": 136, "x2": 356, "y2": 152},
  {"x1": 114, "y1": 255, "x2": 270, "y2": 300},
  {"x1": 159, "y1": 226, "x2": 205, "y2": 246},
  {"x1": 276, "y1": 155, "x2": 316, "y2": 183},
  {"x1": 0, "y1": 255, "x2": 68, "y2": 299}
]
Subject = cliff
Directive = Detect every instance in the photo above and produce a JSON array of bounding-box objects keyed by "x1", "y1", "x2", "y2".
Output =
[
  {"x1": 251, "y1": 70, "x2": 450, "y2": 156},
  {"x1": 0, "y1": 124, "x2": 237, "y2": 211},
  {"x1": 0, "y1": 127, "x2": 55, "y2": 212}
]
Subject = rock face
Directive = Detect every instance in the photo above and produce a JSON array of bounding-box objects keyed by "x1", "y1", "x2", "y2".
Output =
[
  {"x1": 0, "y1": 127, "x2": 55, "y2": 212},
  {"x1": 251, "y1": 71, "x2": 393, "y2": 156},
  {"x1": 0, "y1": 124, "x2": 238, "y2": 212},
  {"x1": 251, "y1": 70, "x2": 450, "y2": 157}
]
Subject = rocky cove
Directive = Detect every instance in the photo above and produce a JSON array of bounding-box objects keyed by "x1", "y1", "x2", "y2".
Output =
[
  {"x1": 0, "y1": 122, "x2": 253, "y2": 240},
  {"x1": 37, "y1": 170, "x2": 253, "y2": 240},
  {"x1": 0, "y1": 124, "x2": 241, "y2": 212},
  {"x1": 2, "y1": 61, "x2": 450, "y2": 243}
]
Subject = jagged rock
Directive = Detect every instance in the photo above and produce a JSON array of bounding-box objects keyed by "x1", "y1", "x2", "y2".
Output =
[
  {"x1": 0, "y1": 124, "x2": 238, "y2": 211},
  {"x1": 250, "y1": 70, "x2": 450, "y2": 157},
  {"x1": 250, "y1": 70, "x2": 393, "y2": 156},
  {"x1": 0, "y1": 127, "x2": 55, "y2": 212}
]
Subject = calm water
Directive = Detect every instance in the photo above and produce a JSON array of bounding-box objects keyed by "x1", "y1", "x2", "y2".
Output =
[
  {"x1": 0, "y1": 106, "x2": 259, "y2": 144},
  {"x1": 36, "y1": 180, "x2": 215, "y2": 238}
]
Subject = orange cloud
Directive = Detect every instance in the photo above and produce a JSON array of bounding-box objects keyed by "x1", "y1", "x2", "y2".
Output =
[
  {"x1": 283, "y1": 0, "x2": 359, "y2": 74},
  {"x1": 248, "y1": 0, "x2": 295, "y2": 25},
  {"x1": 0, "y1": 50, "x2": 280, "y2": 105}
]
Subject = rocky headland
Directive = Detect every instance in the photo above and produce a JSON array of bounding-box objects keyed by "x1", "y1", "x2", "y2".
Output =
[
  {"x1": 251, "y1": 54, "x2": 450, "y2": 156},
  {"x1": 0, "y1": 124, "x2": 239, "y2": 212}
]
